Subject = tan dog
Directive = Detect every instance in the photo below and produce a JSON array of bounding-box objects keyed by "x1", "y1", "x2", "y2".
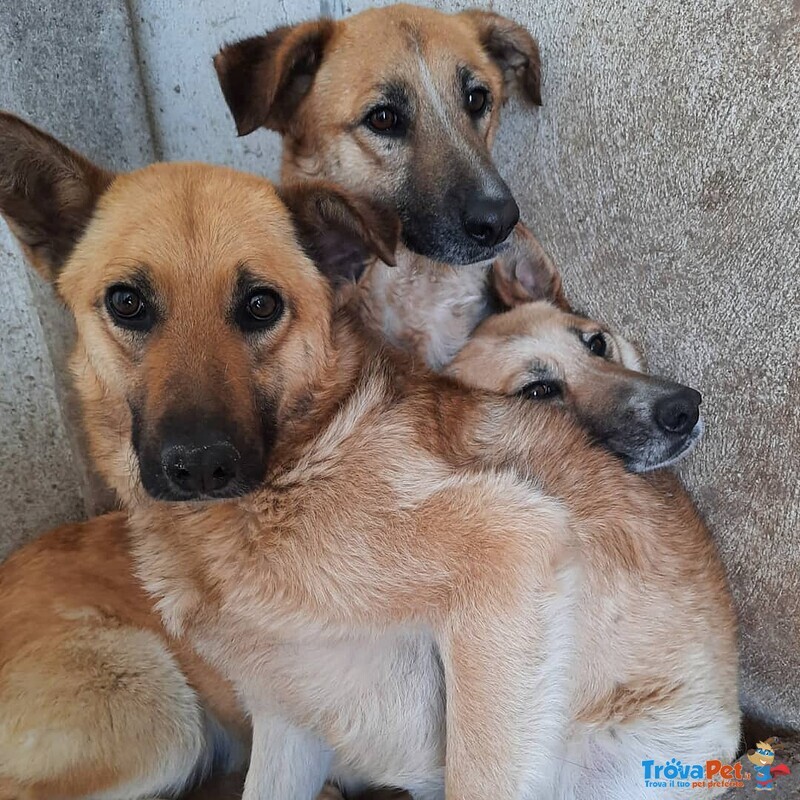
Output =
[
  {"x1": 0, "y1": 117, "x2": 360, "y2": 800},
  {"x1": 0, "y1": 514, "x2": 363, "y2": 800},
  {"x1": 0, "y1": 114, "x2": 739, "y2": 800},
  {"x1": 0, "y1": 262, "x2": 701, "y2": 800},
  {"x1": 447, "y1": 302, "x2": 705, "y2": 472},
  {"x1": 0, "y1": 113, "x2": 671, "y2": 800},
  {"x1": 215, "y1": 4, "x2": 564, "y2": 370}
]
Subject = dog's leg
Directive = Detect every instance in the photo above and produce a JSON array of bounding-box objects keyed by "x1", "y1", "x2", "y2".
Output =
[
  {"x1": 439, "y1": 603, "x2": 574, "y2": 798},
  {"x1": 243, "y1": 714, "x2": 332, "y2": 800},
  {"x1": 0, "y1": 625, "x2": 218, "y2": 800},
  {"x1": 438, "y1": 540, "x2": 578, "y2": 799}
]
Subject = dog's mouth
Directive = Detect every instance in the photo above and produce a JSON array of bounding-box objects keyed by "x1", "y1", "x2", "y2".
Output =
[
  {"x1": 137, "y1": 458, "x2": 263, "y2": 504},
  {"x1": 139, "y1": 472, "x2": 257, "y2": 504},
  {"x1": 401, "y1": 228, "x2": 510, "y2": 266},
  {"x1": 133, "y1": 432, "x2": 270, "y2": 504},
  {"x1": 624, "y1": 418, "x2": 705, "y2": 473},
  {"x1": 399, "y1": 211, "x2": 514, "y2": 266}
]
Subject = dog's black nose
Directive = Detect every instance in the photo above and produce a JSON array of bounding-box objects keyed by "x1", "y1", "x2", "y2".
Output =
[
  {"x1": 654, "y1": 387, "x2": 702, "y2": 435},
  {"x1": 162, "y1": 440, "x2": 241, "y2": 497},
  {"x1": 462, "y1": 193, "x2": 520, "y2": 248}
]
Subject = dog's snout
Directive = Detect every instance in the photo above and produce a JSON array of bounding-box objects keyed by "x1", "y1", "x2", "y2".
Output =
[
  {"x1": 162, "y1": 439, "x2": 241, "y2": 498},
  {"x1": 462, "y1": 192, "x2": 520, "y2": 248},
  {"x1": 136, "y1": 403, "x2": 275, "y2": 502},
  {"x1": 653, "y1": 387, "x2": 702, "y2": 436}
]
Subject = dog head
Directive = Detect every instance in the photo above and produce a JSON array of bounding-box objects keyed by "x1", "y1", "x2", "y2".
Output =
[
  {"x1": 215, "y1": 5, "x2": 542, "y2": 265},
  {"x1": 446, "y1": 302, "x2": 704, "y2": 472},
  {"x1": 0, "y1": 112, "x2": 398, "y2": 504}
]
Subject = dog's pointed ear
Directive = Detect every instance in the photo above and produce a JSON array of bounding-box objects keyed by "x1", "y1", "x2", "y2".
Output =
[
  {"x1": 280, "y1": 182, "x2": 400, "y2": 285},
  {"x1": 461, "y1": 11, "x2": 542, "y2": 106},
  {"x1": 491, "y1": 223, "x2": 569, "y2": 310},
  {"x1": 214, "y1": 20, "x2": 336, "y2": 136},
  {"x1": 0, "y1": 112, "x2": 115, "y2": 283}
]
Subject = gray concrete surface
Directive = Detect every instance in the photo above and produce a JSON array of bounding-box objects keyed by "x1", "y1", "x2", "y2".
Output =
[
  {"x1": 0, "y1": 0, "x2": 798, "y2": 733},
  {"x1": 0, "y1": 0, "x2": 156, "y2": 555},
  {"x1": 0, "y1": 236, "x2": 84, "y2": 559}
]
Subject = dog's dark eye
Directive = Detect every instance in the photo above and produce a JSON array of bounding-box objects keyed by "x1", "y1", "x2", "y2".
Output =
[
  {"x1": 238, "y1": 288, "x2": 284, "y2": 331},
  {"x1": 106, "y1": 285, "x2": 150, "y2": 330},
  {"x1": 586, "y1": 333, "x2": 607, "y2": 357},
  {"x1": 465, "y1": 88, "x2": 489, "y2": 116},
  {"x1": 248, "y1": 291, "x2": 280, "y2": 320},
  {"x1": 518, "y1": 381, "x2": 562, "y2": 400},
  {"x1": 367, "y1": 107, "x2": 400, "y2": 134}
]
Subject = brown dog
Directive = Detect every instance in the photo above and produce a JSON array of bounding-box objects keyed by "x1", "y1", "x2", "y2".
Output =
[
  {"x1": 0, "y1": 113, "x2": 738, "y2": 799},
  {"x1": 214, "y1": 4, "x2": 560, "y2": 370},
  {"x1": 446, "y1": 301, "x2": 705, "y2": 473},
  {"x1": 0, "y1": 116, "x2": 359, "y2": 800},
  {"x1": 0, "y1": 109, "x2": 688, "y2": 800},
  {"x1": 0, "y1": 241, "x2": 702, "y2": 800}
]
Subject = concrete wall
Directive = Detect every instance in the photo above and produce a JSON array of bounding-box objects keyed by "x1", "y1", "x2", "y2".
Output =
[
  {"x1": 0, "y1": 0, "x2": 798, "y2": 730},
  {"x1": 0, "y1": 0, "x2": 155, "y2": 555}
]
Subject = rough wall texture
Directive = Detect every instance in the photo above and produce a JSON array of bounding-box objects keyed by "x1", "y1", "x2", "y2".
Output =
[
  {"x1": 0, "y1": 0, "x2": 155, "y2": 556},
  {"x1": 0, "y1": 0, "x2": 797, "y2": 730},
  {"x1": 490, "y1": 0, "x2": 800, "y2": 732},
  {"x1": 506, "y1": 0, "x2": 800, "y2": 732}
]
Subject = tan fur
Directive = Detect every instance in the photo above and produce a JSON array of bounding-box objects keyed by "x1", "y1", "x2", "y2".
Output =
[
  {"x1": 446, "y1": 302, "x2": 708, "y2": 474},
  {"x1": 268, "y1": 7, "x2": 511, "y2": 177},
  {"x1": 0, "y1": 112, "x2": 382, "y2": 798},
  {"x1": 0, "y1": 514, "x2": 248, "y2": 800},
  {"x1": 446, "y1": 301, "x2": 643, "y2": 400},
  {"x1": 352, "y1": 222, "x2": 566, "y2": 371},
  {"x1": 215, "y1": 5, "x2": 555, "y2": 371},
  {"x1": 0, "y1": 143, "x2": 740, "y2": 799},
  {"x1": 281, "y1": 5, "x2": 546, "y2": 369},
  {"x1": 0, "y1": 513, "x2": 352, "y2": 800}
]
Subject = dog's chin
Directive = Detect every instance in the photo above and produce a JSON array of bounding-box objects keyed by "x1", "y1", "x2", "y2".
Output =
[
  {"x1": 400, "y1": 225, "x2": 508, "y2": 266},
  {"x1": 624, "y1": 418, "x2": 705, "y2": 473}
]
